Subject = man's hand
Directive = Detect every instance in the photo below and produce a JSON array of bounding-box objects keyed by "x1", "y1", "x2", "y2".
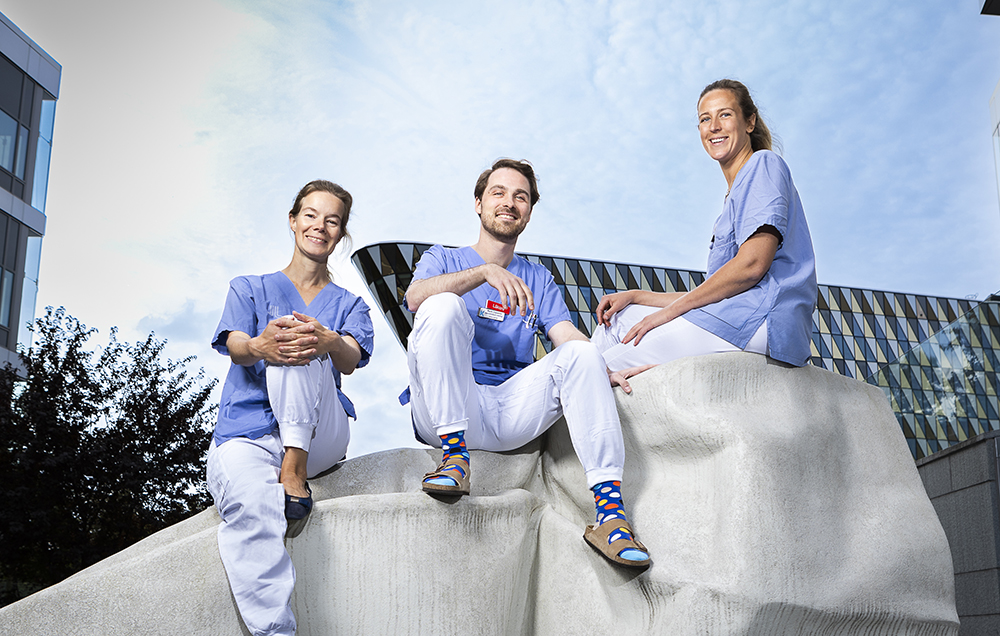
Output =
[
  {"x1": 480, "y1": 263, "x2": 534, "y2": 316},
  {"x1": 608, "y1": 364, "x2": 658, "y2": 394}
]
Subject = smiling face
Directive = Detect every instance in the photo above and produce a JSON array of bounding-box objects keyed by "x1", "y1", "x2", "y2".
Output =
[
  {"x1": 698, "y1": 88, "x2": 756, "y2": 170},
  {"x1": 475, "y1": 167, "x2": 533, "y2": 241},
  {"x1": 289, "y1": 191, "x2": 346, "y2": 262}
]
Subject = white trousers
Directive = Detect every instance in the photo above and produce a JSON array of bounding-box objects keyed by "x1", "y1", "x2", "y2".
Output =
[
  {"x1": 408, "y1": 293, "x2": 624, "y2": 488},
  {"x1": 206, "y1": 356, "x2": 349, "y2": 636},
  {"x1": 591, "y1": 304, "x2": 768, "y2": 372}
]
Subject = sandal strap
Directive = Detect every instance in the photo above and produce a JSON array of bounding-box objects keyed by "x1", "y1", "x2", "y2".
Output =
[
  {"x1": 423, "y1": 456, "x2": 469, "y2": 479},
  {"x1": 589, "y1": 519, "x2": 636, "y2": 543},
  {"x1": 593, "y1": 520, "x2": 648, "y2": 553},
  {"x1": 607, "y1": 535, "x2": 648, "y2": 554}
]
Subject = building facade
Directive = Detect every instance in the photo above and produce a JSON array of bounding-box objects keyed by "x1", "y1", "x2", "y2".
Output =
[
  {"x1": 352, "y1": 241, "x2": 1000, "y2": 460},
  {"x1": 0, "y1": 13, "x2": 59, "y2": 367}
]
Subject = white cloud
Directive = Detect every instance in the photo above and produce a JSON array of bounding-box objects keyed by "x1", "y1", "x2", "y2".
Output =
[{"x1": 2, "y1": 0, "x2": 999, "y2": 459}]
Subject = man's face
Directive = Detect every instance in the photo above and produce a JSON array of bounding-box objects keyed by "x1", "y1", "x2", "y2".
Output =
[{"x1": 475, "y1": 167, "x2": 532, "y2": 241}]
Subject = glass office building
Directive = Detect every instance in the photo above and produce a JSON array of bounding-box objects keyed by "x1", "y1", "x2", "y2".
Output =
[
  {"x1": 352, "y1": 241, "x2": 1000, "y2": 460},
  {"x1": 0, "y1": 13, "x2": 60, "y2": 368}
]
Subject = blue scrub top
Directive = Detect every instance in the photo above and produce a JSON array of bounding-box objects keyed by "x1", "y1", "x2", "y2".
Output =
[
  {"x1": 684, "y1": 150, "x2": 818, "y2": 366},
  {"x1": 211, "y1": 272, "x2": 374, "y2": 444},
  {"x1": 409, "y1": 245, "x2": 571, "y2": 386}
]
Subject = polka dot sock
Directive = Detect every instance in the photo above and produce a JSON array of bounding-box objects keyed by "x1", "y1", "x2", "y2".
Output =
[
  {"x1": 424, "y1": 430, "x2": 469, "y2": 487},
  {"x1": 592, "y1": 480, "x2": 648, "y2": 562}
]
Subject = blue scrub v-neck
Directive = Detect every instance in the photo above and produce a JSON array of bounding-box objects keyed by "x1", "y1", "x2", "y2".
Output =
[{"x1": 274, "y1": 271, "x2": 335, "y2": 317}]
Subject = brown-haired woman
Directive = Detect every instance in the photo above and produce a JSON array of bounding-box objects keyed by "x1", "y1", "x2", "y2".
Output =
[
  {"x1": 593, "y1": 80, "x2": 817, "y2": 378},
  {"x1": 205, "y1": 180, "x2": 374, "y2": 636}
]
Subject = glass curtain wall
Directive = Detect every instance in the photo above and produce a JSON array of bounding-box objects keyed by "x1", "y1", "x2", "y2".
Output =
[{"x1": 869, "y1": 302, "x2": 1000, "y2": 459}]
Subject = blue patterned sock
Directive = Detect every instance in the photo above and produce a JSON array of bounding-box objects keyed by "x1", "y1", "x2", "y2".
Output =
[
  {"x1": 441, "y1": 431, "x2": 469, "y2": 462},
  {"x1": 592, "y1": 480, "x2": 648, "y2": 562},
  {"x1": 425, "y1": 431, "x2": 469, "y2": 487}
]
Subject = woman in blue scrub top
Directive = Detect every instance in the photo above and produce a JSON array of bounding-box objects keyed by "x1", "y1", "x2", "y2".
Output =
[
  {"x1": 205, "y1": 180, "x2": 374, "y2": 636},
  {"x1": 592, "y1": 79, "x2": 817, "y2": 375}
]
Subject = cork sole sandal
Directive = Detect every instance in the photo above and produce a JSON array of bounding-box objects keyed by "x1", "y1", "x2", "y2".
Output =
[
  {"x1": 422, "y1": 456, "x2": 470, "y2": 496},
  {"x1": 584, "y1": 520, "x2": 651, "y2": 568}
]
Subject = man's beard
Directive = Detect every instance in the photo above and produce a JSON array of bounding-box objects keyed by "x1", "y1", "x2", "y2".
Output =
[{"x1": 481, "y1": 208, "x2": 527, "y2": 241}]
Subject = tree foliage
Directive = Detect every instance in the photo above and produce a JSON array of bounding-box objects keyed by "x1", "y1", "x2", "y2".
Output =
[{"x1": 0, "y1": 307, "x2": 217, "y2": 606}]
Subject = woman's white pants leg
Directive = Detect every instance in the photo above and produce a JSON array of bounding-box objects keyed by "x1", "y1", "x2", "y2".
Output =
[
  {"x1": 408, "y1": 292, "x2": 624, "y2": 487},
  {"x1": 267, "y1": 354, "x2": 351, "y2": 476},
  {"x1": 591, "y1": 304, "x2": 768, "y2": 371},
  {"x1": 206, "y1": 356, "x2": 350, "y2": 636}
]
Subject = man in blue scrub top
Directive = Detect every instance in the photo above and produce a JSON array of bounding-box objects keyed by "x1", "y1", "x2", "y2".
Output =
[{"x1": 403, "y1": 158, "x2": 651, "y2": 568}]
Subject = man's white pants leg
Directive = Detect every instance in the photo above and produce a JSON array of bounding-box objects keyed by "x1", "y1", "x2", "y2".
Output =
[
  {"x1": 408, "y1": 292, "x2": 624, "y2": 487},
  {"x1": 206, "y1": 356, "x2": 350, "y2": 636}
]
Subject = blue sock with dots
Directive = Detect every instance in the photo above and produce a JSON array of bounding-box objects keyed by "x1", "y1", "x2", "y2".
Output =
[
  {"x1": 593, "y1": 480, "x2": 648, "y2": 562},
  {"x1": 424, "y1": 430, "x2": 469, "y2": 487}
]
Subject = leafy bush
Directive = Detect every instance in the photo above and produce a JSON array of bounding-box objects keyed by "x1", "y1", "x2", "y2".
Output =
[{"x1": 0, "y1": 307, "x2": 217, "y2": 606}]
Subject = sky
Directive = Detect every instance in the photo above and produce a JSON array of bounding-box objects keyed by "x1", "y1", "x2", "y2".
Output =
[{"x1": 2, "y1": 0, "x2": 1000, "y2": 458}]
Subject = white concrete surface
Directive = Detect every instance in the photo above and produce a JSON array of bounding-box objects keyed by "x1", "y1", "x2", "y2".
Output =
[{"x1": 0, "y1": 353, "x2": 959, "y2": 635}]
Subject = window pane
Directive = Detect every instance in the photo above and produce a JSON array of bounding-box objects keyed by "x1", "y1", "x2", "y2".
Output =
[
  {"x1": 0, "y1": 214, "x2": 9, "y2": 254},
  {"x1": 4, "y1": 218, "x2": 17, "y2": 271},
  {"x1": 24, "y1": 235, "x2": 40, "y2": 281},
  {"x1": 31, "y1": 138, "x2": 50, "y2": 212},
  {"x1": 0, "y1": 109, "x2": 16, "y2": 172},
  {"x1": 0, "y1": 55, "x2": 21, "y2": 119},
  {"x1": 39, "y1": 98, "x2": 55, "y2": 142},
  {"x1": 19, "y1": 79, "x2": 33, "y2": 125},
  {"x1": 14, "y1": 124, "x2": 27, "y2": 178},
  {"x1": 994, "y1": 125, "x2": 1000, "y2": 209},
  {"x1": 1, "y1": 269, "x2": 15, "y2": 328},
  {"x1": 16, "y1": 275, "x2": 36, "y2": 350}
]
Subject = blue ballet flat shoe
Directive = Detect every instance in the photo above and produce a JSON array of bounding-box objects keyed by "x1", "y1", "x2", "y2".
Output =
[{"x1": 285, "y1": 482, "x2": 313, "y2": 521}]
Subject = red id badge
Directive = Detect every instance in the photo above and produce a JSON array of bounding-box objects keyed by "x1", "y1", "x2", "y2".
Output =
[{"x1": 486, "y1": 300, "x2": 511, "y2": 315}]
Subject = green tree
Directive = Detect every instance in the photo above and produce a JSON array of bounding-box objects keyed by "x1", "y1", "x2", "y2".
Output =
[{"x1": 0, "y1": 308, "x2": 217, "y2": 606}]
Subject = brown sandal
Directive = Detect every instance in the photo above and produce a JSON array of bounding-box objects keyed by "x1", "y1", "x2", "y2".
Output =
[
  {"x1": 584, "y1": 520, "x2": 651, "y2": 568},
  {"x1": 422, "y1": 456, "x2": 470, "y2": 495}
]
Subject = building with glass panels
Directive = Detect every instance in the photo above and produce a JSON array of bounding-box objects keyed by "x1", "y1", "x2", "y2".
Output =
[
  {"x1": 352, "y1": 241, "x2": 1000, "y2": 460},
  {"x1": 0, "y1": 13, "x2": 59, "y2": 368}
]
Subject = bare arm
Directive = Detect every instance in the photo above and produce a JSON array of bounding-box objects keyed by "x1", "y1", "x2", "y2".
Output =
[
  {"x1": 406, "y1": 263, "x2": 535, "y2": 316},
  {"x1": 623, "y1": 230, "x2": 780, "y2": 345},
  {"x1": 547, "y1": 320, "x2": 589, "y2": 348}
]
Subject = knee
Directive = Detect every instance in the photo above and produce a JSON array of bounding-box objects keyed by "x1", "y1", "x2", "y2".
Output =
[
  {"x1": 266, "y1": 357, "x2": 323, "y2": 379},
  {"x1": 412, "y1": 294, "x2": 472, "y2": 345},
  {"x1": 416, "y1": 292, "x2": 466, "y2": 321},
  {"x1": 554, "y1": 339, "x2": 605, "y2": 369}
]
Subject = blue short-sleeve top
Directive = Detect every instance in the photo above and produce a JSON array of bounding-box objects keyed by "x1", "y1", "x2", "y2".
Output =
[
  {"x1": 409, "y1": 245, "x2": 571, "y2": 386},
  {"x1": 684, "y1": 150, "x2": 818, "y2": 366},
  {"x1": 211, "y1": 271, "x2": 374, "y2": 444}
]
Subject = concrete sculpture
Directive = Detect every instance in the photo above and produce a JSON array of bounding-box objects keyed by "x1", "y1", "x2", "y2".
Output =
[{"x1": 0, "y1": 353, "x2": 959, "y2": 635}]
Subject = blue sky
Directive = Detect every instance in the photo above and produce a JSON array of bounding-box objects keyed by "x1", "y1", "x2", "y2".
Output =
[{"x1": 4, "y1": 0, "x2": 1000, "y2": 457}]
